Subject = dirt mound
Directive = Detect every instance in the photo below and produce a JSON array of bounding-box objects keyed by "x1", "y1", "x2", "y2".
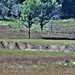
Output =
[{"x1": 0, "y1": 41, "x2": 75, "y2": 52}]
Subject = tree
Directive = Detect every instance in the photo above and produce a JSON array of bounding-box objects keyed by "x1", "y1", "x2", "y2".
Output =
[
  {"x1": 11, "y1": 4, "x2": 21, "y2": 28},
  {"x1": 0, "y1": 0, "x2": 23, "y2": 20},
  {"x1": 35, "y1": 0, "x2": 62, "y2": 31},
  {"x1": 62, "y1": 0, "x2": 75, "y2": 18},
  {"x1": 21, "y1": 0, "x2": 61, "y2": 38},
  {"x1": 0, "y1": 2, "x2": 9, "y2": 19},
  {"x1": 27, "y1": 13, "x2": 33, "y2": 39},
  {"x1": 57, "y1": 0, "x2": 75, "y2": 19},
  {"x1": 21, "y1": 0, "x2": 39, "y2": 38}
]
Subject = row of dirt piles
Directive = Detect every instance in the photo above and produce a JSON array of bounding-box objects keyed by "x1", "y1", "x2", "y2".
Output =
[{"x1": 0, "y1": 41, "x2": 75, "y2": 52}]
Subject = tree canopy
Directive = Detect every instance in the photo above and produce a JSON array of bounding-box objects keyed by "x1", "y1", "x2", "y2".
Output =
[
  {"x1": 21, "y1": 0, "x2": 61, "y2": 29},
  {"x1": 0, "y1": 0, "x2": 23, "y2": 19},
  {"x1": 62, "y1": 0, "x2": 75, "y2": 18},
  {"x1": 0, "y1": 0, "x2": 75, "y2": 20},
  {"x1": 20, "y1": 0, "x2": 61, "y2": 38}
]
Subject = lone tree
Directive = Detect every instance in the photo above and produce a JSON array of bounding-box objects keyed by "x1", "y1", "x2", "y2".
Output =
[
  {"x1": 21, "y1": 0, "x2": 39, "y2": 38},
  {"x1": 21, "y1": 12, "x2": 33, "y2": 39}
]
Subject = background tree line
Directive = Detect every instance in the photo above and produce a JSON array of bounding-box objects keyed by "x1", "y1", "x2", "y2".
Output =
[
  {"x1": 0, "y1": 0, "x2": 23, "y2": 20},
  {"x1": 0, "y1": 0, "x2": 75, "y2": 20},
  {"x1": 57, "y1": 0, "x2": 75, "y2": 18}
]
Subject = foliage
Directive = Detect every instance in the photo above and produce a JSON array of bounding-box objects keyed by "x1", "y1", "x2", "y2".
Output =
[
  {"x1": 60, "y1": 0, "x2": 75, "y2": 18},
  {"x1": 21, "y1": 0, "x2": 61, "y2": 37},
  {"x1": 0, "y1": 0, "x2": 22, "y2": 20},
  {"x1": 0, "y1": 0, "x2": 75, "y2": 20}
]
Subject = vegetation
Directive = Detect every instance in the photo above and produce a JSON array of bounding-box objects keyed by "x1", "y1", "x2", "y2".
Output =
[
  {"x1": 0, "y1": 49, "x2": 75, "y2": 75},
  {"x1": 0, "y1": 0, "x2": 22, "y2": 19},
  {"x1": 0, "y1": 48, "x2": 75, "y2": 56},
  {"x1": 21, "y1": 0, "x2": 61, "y2": 38},
  {"x1": 0, "y1": 0, "x2": 75, "y2": 39},
  {"x1": 0, "y1": 0, "x2": 75, "y2": 75},
  {"x1": 0, "y1": 0, "x2": 75, "y2": 20},
  {"x1": 62, "y1": 0, "x2": 75, "y2": 18},
  {"x1": 1, "y1": 38, "x2": 75, "y2": 45},
  {"x1": 0, "y1": 19, "x2": 75, "y2": 39},
  {"x1": 0, "y1": 55, "x2": 75, "y2": 75}
]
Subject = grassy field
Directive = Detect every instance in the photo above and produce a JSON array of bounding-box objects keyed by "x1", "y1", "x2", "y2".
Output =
[
  {"x1": 0, "y1": 19, "x2": 75, "y2": 30},
  {"x1": 0, "y1": 19, "x2": 75, "y2": 25},
  {"x1": 0, "y1": 48, "x2": 75, "y2": 57},
  {"x1": 0, "y1": 38, "x2": 75, "y2": 45},
  {"x1": 0, "y1": 38, "x2": 74, "y2": 75},
  {"x1": 0, "y1": 49, "x2": 75, "y2": 75},
  {"x1": 0, "y1": 19, "x2": 75, "y2": 39},
  {"x1": 0, "y1": 19, "x2": 75, "y2": 75},
  {"x1": 0, "y1": 42, "x2": 75, "y2": 75}
]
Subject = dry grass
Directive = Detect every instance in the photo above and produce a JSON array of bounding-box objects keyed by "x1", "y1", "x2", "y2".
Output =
[
  {"x1": 0, "y1": 67, "x2": 75, "y2": 75},
  {"x1": 0, "y1": 56, "x2": 75, "y2": 75}
]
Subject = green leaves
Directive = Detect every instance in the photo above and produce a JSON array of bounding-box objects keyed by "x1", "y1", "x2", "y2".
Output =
[{"x1": 21, "y1": 0, "x2": 62, "y2": 31}]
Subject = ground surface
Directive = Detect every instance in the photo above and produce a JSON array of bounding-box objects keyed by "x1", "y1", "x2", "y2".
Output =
[
  {"x1": 0, "y1": 47, "x2": 75, "y2": 75},
  {"x1": 0, "y1": 19, "x2": 75, "y2": 74},
  {"x1": 0, "y1": 55, "x2": 75, "y2": 75}
]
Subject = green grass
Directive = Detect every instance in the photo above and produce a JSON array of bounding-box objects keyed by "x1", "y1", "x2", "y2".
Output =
[
  {"x1": 0, "y1": 20, "x2": 17, "y2": 26},
  {"x1": 51, "y1": 19, "x2": 75, "y2": 25},
  {"x1": 0, "y1": 48, "x2": 75, "y2": 57},
  {"x1": 0, "y1": 18, "x2": 75, "y2": 27},
  {"x1": 0, "y1": 38, "x2": 75, "y2": 45},
  {"x1": 32, "y1": 19, "x2": 75, "y2": 34},
  {"x1": 0, "y1": 19, "x2": 75, "y2": 35}
]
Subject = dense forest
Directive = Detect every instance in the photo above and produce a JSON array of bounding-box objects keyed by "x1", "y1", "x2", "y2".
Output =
[
  {"x1": 0, "y1": 0, "x2": 75, "y2": 20},
  {"x1": 61, "y1": 0, "x2": 75, "y2": 18}
]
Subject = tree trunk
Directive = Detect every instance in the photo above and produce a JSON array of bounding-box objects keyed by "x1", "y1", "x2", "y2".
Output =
[
  {"x1": 18, "y1": 17, "x2": 20, "y2": 28},
  {"x1": 40, "y1": 21, "x2": 43, "y2": 31},
  {"x1": 28, "y1": 27, "x2": 30, "y2": 39},
  {"x1": 51, "y1": 25, "x2": 53, "y2": 32}
]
